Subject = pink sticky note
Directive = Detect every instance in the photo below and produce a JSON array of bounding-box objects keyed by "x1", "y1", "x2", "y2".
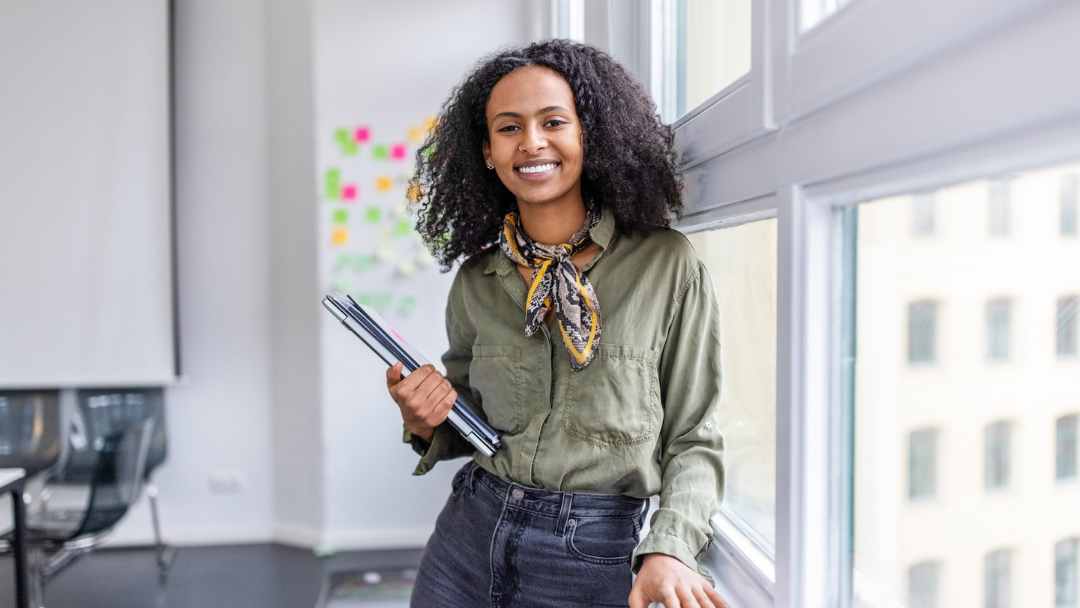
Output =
[
  {"x1": 341, "y1": 184, "x2": 358, "y2": 201},
  {"x1": 390, "y1": 143, "x2": 407, "y2": 161},
  {"x1": 354, "y1": 127, "x2": 370, "y2": 143}
]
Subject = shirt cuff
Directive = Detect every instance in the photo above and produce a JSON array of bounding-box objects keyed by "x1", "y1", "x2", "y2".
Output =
[
  {"x1": 404, "y1": 424, "x2": 452, "y2": 476},
  {"x1": 632, "y1": 519, "x2": 715, "y2": 586}
]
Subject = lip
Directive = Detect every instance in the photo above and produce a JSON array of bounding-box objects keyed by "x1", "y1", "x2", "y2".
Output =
[{"x1": 513, "y1": 160, "x2": 561, "y2": 182}]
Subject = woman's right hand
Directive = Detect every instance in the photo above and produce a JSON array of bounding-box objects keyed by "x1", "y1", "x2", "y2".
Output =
[{"x1": 385, "y1": 361, "x2": 458, "y2": 443}]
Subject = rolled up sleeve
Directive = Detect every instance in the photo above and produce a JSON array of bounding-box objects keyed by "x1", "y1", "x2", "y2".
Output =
[
  {"x1": 632, "y1": 259, "x2": 725, "y2": 584},
  {"x1": 404, "y1": 265, "x2": 477, "y2": 475}
]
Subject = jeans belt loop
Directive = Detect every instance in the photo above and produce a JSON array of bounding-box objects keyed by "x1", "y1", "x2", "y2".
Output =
[{"x1": 555, "y1": 491, "x2": 574, "y2": 537}]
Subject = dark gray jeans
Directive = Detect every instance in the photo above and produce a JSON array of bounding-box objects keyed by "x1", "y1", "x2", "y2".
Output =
[{"x1": 411, "y1": 459, "x2": 648, "y2": 607}]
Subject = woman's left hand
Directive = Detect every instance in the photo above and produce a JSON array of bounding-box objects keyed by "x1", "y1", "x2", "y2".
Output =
[{"x1": 628, "y1": 554, "x2": 729, "y2": 608}]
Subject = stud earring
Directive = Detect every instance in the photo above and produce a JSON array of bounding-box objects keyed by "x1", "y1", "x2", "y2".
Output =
[{"x1": 485, "y1": 161, "x2": 495, "y2": 170}]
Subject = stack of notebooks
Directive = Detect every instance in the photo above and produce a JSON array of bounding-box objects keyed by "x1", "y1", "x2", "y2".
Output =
[{"x1": 322, "y1": 293, "x2": 501, "y2": 457}]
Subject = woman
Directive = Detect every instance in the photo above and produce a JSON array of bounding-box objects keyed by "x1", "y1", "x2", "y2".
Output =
[{"x1": 387, "y1": 39, "x2": 726, "y2": 608}]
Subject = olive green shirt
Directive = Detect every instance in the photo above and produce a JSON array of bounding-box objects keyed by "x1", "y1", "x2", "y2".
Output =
[{"x1": 404, "y1": 206, "x2": 725, "y2": 580}]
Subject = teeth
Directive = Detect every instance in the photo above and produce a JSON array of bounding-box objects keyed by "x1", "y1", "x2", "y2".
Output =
[{"x1": 518, "y1": 163, "x2": 558, "y2": 174}]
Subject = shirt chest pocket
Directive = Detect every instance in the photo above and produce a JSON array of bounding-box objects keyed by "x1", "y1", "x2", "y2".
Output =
[
  {"x1": 468, "y1": 344, "x2": 525, "y2": 434},
  {"x1": 560, "y1": 344, "x2": 662, "y2": 448}
]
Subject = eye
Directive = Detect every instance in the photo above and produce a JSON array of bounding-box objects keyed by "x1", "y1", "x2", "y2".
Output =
[
  {"x1": 545, "y1": 119, "x2": 568, "y2": 128},
  {"x1": 497, "y1": 125, "x2": 520, "y2": 133}
]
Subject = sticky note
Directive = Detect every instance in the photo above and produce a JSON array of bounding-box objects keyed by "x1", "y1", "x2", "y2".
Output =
[
  {"x1": 342, "y1": 140, "x2": 358, "y2": 156},
  {"x1": 393, "y1": 217, "x2": 412, "y2": 237},
  {"x1": 373, "y1": 144, "x2": 389, "y2": 160},
  {"x1": 325, "y1": 168, "x2": 341, "y2": 200},
  {"x1": 407, "y1": 126, "x2": 425, "y2": 143},
  {"x1": 331, "y1": 227, "x2": 348, "y2": 246},
  {"x1": 332, "y1": 209, "x2": 349, "y2": 224},
  {"x1": 364, "y1": 206, "x2": 382, "y2": 223},
  {"x1": 342, "y1": 184, "x2": 358, "y2": 202},
  {"x1": 375, "y1": 176, "x2": 393, "y2": 192},
  {"x1": 396, "y1": 295, "x2": 416, "y2": 317},
  {"x1": 354, "y1": 126, "x2": 370, "y2": 143},
  {"x1": 334, "y1": 128, "x2": 350, "y2": 143},
  {"x1": 390, "y1": 143, "x2": 407, "y2": 161},
  {"x1": 424, "y1": 115, "x2": 437, "y2": 132}
]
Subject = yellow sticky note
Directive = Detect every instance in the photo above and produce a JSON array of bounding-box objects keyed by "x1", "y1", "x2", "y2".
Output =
[
  {"x1": 424, "y1": 115, "x2": 437, "y2": 133},
  {"x1": 331, "y1": 227, "x2": 348, "y2": 246},
  {"x1": 375, "y1": 176, "x2": 393, "y2": 192},
  {"x1": 407, "y1": 126, "x2": 426, "y2": 143}
]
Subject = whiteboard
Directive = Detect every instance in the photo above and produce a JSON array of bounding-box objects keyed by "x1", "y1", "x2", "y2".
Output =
[{"x1": 0, "y1": 1, "x2": 175, "y2": 387}]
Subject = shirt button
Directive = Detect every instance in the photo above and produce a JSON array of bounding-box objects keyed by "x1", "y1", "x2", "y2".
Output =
[{"x1": 511, "y1": 488, "x2": 524, "y2": 500}]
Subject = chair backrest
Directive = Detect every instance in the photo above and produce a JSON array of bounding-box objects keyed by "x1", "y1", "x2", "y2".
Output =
[
  {"x1": 54, "y1": 388, "x2": 167, "y2": 483},
  {"x1": 0, "y1": 390, "x2": 65, "y2": 477},
  {"x1": 65, "y1": 417, "x2": 156, "y2": 538}
]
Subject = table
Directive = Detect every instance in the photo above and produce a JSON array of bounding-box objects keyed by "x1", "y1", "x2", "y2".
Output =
[{"x1": 1, "y1": 468, "x2": 27, "y2": 608}]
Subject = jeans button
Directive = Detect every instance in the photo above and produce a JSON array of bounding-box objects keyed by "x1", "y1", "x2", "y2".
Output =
[{"x1": 511, "y1": 488, "x2": 524, "y2": 500}]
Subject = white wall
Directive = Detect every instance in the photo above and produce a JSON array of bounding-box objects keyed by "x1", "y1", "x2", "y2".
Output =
[{"x1": 108, "y1": 0, "x2": 276, "y2": 545}]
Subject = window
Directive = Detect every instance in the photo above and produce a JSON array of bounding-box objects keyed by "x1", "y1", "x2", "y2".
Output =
[
  {"x1": 800, "y1": 0, "x2": 853, "y2": 32},
  {"x1": 908, "y1": 428, "x2": 938, "y2": 500},
  {"x1": 911, "y1": 191, "x2": 937, "y2": 237},
  {"x1": 984, "y1": 421, "x2": 1012, "y2": 491},
  {"x1": 1059, "y1": 539, "x2": 1080, "y2": 608},
  {"x1": 908, "y1": 300, "x2": 939, "y2": 365},
  {"x1": 985, "y1": 298, "x2": 1012, "y2": 362},
  {"x1": 1062, "y1": 174, "x2": 1079, "y2": 237},
  {"x1": 1060, "y1": 296, "x2": 1079, "y2": 358},
  {"x1": 1059, "y1": 415, "x2": 1079, "y2": 481},
  {"x1": 908, "y1": 560, "x2": 942, "y2": 608},
  {"x1": 988, "y1": 178, "x2": 1013, "y2": 237},
  {"x1": 686, "y1": 218, "x2": 777, "y2": 551},
  {"x1": 985, "y1": 548, "x2": 1013, "y2": 608}
]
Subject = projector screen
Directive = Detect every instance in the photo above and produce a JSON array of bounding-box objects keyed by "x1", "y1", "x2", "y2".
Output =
[{"x1": 0, "y1": 1, "x2": 175, "y2": 387}]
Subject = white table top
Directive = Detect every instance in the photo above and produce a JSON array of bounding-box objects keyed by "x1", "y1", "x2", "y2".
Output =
[{"x1": 0, "y1": 468, "x2": 26, "y2": 490}]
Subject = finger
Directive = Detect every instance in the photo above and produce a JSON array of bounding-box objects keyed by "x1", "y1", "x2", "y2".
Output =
[
  {"x1": 414, "y1": 370, "x2": 449, "y2": 404},
  {"x1": 385, "y1": 361, "x2": 403, "y2": 386},
  {"x1": 397, "y1": 364, "x2": 434, "y2": 394},
  {"x1": 703, "y1": 585, "x2": 727, "y2": 608},
  {"x1": 627, "y1": 587, "x2": 647, "y2": 608},
  {"x1": 661, "y1": 588, "x2": 682, "y2": 608},
  {"x1": 692, "y1": 587, "x2": 716, "y2": 608},
  {"x1": 676, "y1": 585, "x2": 700, "y2": 608},
  {"x1": 423, "y1": 381, "x2": 454, "y2": 423}
]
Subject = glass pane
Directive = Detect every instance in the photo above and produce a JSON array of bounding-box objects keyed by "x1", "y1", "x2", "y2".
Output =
[
  {"x1": 1057, "y1": 538, "x2": 1079, "y2": 608},
  {"x1": 686, "y1": 218, "x2": 777, "y2": 550},
  {"x1": 801, "y1": 0, "x2": 854, "y2": 32},
  {"x1": 666, "y1": 0, "x2": 752, "y2": 121},
  {"x1": 849, "y1": 162, "x2": 1080, "y2": 607}
]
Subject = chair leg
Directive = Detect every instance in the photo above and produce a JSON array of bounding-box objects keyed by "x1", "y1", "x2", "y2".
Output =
[
  {"x1": 27, "y1": 546, "x2": 46, "y2": 608},
  {"x1": 146, "y1": 484, "x2": 175, "y2": 582}
]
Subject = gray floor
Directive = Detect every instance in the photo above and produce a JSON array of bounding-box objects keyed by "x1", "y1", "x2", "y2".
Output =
[{"x1": 0, "y1": 544, "x2": 423, "y2": 608}]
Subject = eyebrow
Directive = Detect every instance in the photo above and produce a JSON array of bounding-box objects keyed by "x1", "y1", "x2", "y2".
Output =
[{"x1": 492, "y1": 106, "x2": 571, "y2": 120}]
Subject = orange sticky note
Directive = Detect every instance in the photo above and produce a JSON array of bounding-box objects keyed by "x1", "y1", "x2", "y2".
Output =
[
  {"x1": 331, "y1": 227, "x2": 348, "y2": 246},
  {"x1": 407, "y1": 126, "x2": 425, "y2": 143},
  {"x1": 375, "y1": 176, "x2": 393, "y2": 192}
]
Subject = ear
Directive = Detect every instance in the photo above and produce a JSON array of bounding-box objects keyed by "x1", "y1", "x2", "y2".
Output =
[{"x1": 482, "y1": 140, "x2": 491, "y2": 165}]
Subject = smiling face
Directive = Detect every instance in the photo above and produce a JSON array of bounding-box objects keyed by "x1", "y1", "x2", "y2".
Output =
[{"x1": 483, "y1": 65, "x2": 585, "y2": 209}]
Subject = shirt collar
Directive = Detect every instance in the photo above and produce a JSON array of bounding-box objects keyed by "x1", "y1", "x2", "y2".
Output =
[{"x1": 483, "y1": 205, "x2": 615, "y2": 276}]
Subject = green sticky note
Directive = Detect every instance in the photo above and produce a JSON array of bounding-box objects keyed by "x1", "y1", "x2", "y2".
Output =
[
  {"x1": 392, "y1": 217, "x2": 412, "y2": 237},
  {"x1": 334, "y1": 128, "x2": 350, "y2": 143},
  {"x1": 364, "y1": 206, "x2": 382, "y2": 223},
  {"x1": 396, "y1": 295, "x2": 416, "y2": 317},
  {"x1": 373, "y1": 144, "x2": 389, "y2": 160},
  {"x1": 342, "y1": 140, "x2": 358, "y2": 156},
  {"x1": 325, "y1": 168, "x2": 340, "y2": 200},
  {"x1": 332, "y1": 208, "x2": 349, "y2": 224},
  {"x1": 356, "y1": 254, "x2": 376, "y2": 272}
]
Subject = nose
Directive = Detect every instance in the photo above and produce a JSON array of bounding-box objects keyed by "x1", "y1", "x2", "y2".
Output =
[{"x1": 518, "y1": 124, "x2": 547, "y2": 154}]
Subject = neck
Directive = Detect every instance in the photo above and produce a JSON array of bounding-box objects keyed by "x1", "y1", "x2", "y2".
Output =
[{"x1": 516, "y1": 187, "x2": 588, "y2": 245}]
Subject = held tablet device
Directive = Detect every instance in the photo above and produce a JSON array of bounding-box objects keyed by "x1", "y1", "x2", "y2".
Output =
[{"x1": 321, "y1": 294, "x2": 501, "y2": 457}]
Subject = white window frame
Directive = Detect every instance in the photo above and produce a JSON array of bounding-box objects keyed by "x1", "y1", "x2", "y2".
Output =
[{"x1": 541, "y1": 2, "x2": 1080, "y2": 606}]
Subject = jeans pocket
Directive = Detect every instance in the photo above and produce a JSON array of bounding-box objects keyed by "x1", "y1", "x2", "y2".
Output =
[
  {"x1": 564, "y1": 516, "x2": 639, "y2": 566},
  {"x1": 450, "y1": 461, "x2": 472, "y2": 497}
]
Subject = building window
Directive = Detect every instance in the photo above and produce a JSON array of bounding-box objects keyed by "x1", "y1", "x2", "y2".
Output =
[
  {"x1": 908, "y1": 560, "x2": 942, "y2": 608},
  {"x1": 1059, "y1": 415, "x2": 1079, "y2": 481},
  {"x1": 984, "y1": 548, "x2": 1013, "y2": 608},
  {"x1": 985, "y1": 298, "x2": 1012, "y2": 361},
  {"x1": 1063, "y1": 174, "x2": 1079, "y2": 237},
  {"x1": 908, "y1": 300, "x2": 939, "y2": 364},
  {"x1": 984, "y1": 420, "x2": 1012, "y2": 490},
  {"x1": 1058, "y1": 539, "x2": 1079, "y2": 608},
  {"x1": 911, "y1": 191, "x2": 937, "y2": 237},
  {"x1": 908, "y1": 428, "x2": 939, "y2": 500},
  {"x1": 988, "y1": 178, "x2": 1012, "y2": 237},
  {"x1": 1060, "y1": 296, "x2": 1079, "y2": 358}
]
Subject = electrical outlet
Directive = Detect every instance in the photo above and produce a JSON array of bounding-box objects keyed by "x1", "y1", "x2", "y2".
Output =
[{"x1": 208, "y1": 470, "x2": 244, "y2": 494}]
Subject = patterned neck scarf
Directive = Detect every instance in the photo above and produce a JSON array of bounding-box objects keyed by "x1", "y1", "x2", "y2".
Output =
[{"x1": 498, "y1": 205, "x2": 602, "y2": 371}]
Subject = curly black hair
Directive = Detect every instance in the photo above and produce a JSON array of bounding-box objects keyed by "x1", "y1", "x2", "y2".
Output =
[{"x1": 409, "y1": 39, "x2": 683, "y2": 272}]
